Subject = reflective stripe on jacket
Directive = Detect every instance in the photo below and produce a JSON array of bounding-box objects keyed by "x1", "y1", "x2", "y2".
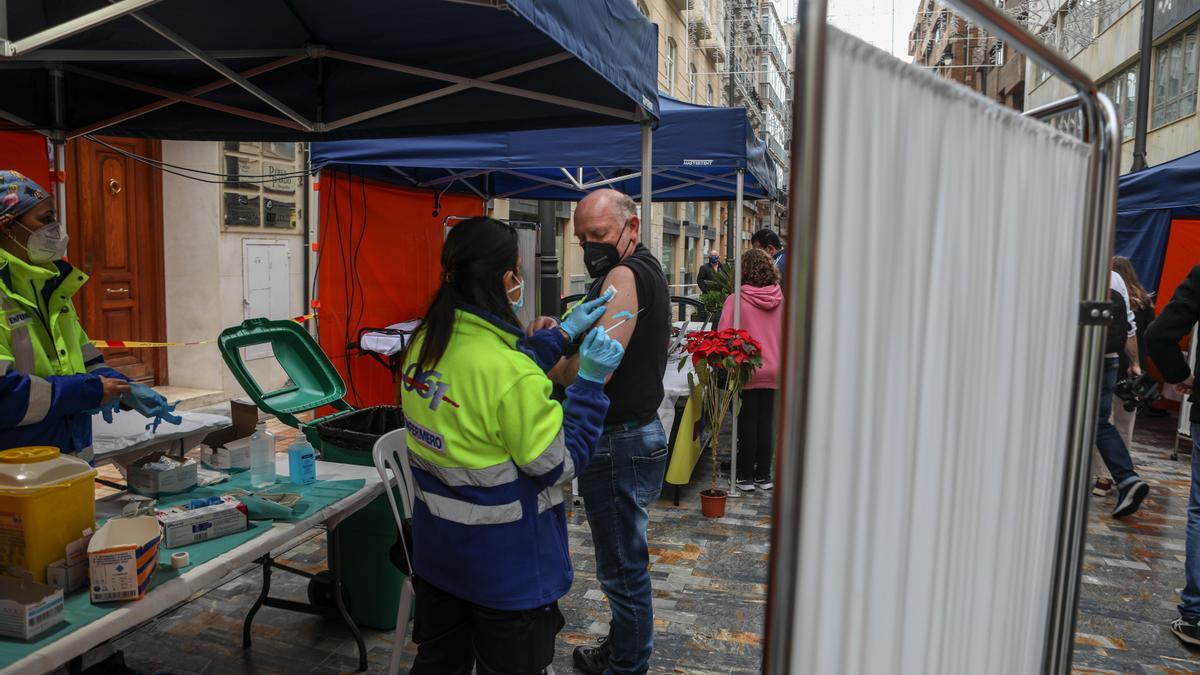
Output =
[
  {"x1": 0, "y1": 250, "x2": 118, "y2": 455},
  {"x1": 399, "y1": 305, "x2": 608, "y2": 611}
]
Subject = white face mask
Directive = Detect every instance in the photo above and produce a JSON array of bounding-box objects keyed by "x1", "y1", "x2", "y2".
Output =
[
  {"x1": 506, "y1": 277, "x2": 525, "y2": 311},
  {"x1": 11, "y1": 220, "x2": 69, "y2": 263}
]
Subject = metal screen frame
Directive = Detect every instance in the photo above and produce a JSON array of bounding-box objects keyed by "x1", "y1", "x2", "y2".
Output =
[{"x1": 764, "y1": 2, "x2": 1122, "y2": 673}]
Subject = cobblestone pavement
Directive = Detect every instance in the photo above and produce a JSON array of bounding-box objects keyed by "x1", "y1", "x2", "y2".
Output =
[
  {"x1": 1073, "y1": 414, "x2": 1200, "y2": 674},
  {"x1": 80, "y1": 413, "x2": 1200, "y2": 673}
]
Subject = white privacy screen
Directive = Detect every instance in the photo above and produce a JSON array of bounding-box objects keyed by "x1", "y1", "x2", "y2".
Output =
[{"x1": 791, "y1": 28, "x2": 1092, "y2": 674}]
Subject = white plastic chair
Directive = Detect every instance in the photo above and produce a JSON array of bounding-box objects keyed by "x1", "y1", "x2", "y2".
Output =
[{"x1": 372, "y1": 429, "x2": 416, "y2": 675}]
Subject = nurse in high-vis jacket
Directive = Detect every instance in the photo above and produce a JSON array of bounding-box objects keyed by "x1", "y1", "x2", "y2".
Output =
[{"x1": 399, "y1": 217, "x2": 624, "y2": 675}]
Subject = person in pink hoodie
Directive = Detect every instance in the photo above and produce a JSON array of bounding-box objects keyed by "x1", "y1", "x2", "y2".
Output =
[{"x1": 718, "y1": 248, "x2": 783, "y2": 492}]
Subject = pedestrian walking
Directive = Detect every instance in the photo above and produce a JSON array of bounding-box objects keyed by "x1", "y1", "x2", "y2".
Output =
[{"x1": 697, "y1": 250, "x2": 720, "y2": 294}]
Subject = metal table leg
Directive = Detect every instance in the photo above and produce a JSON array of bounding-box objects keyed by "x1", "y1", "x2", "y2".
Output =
[
  {"x1": 239, "y1": 533, "x2": 368, "y2": 672},
  {"x1": 242, "y1": 555, "x2": 272, "y2": 648},
  {"x1": 329, "y1": 527, "x2": 368, "y2": 672}
]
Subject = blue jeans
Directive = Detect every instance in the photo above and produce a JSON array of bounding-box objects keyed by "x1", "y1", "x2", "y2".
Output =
[
  {"x1": 1182, "y1": 423, "x2": 1200, "y2": 619},
  {"x1": 1096, "y1": 358, "x2": 1139, "y2": 489},
  {"x1": 578, "y1": 419, "x2": 668, "y2": 675}
]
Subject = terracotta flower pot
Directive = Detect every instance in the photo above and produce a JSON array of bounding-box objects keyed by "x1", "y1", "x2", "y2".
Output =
[{"x1": 700, "y1": 489, "x2": 727, "y2": 518}]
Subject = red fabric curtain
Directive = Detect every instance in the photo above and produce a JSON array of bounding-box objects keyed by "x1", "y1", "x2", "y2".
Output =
[
  {"x1": 316, "y1": 171, "x2": 483, "y2": 408},
  {"x1": 0, "y1": 131, "x2": 52, "y2": 191}
]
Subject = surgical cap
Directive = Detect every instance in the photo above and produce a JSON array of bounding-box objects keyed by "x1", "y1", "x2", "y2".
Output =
[{"x1": 0, "y1": 171, "x2": 50, "y2": 219}]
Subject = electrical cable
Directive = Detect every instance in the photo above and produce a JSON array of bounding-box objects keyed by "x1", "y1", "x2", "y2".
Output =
[
  {"x1": 83, "y1": 136, "x2": 311, "y2": 184},
  {"x1": 353, "y1": 172, "x2": 369, "y2": 349}
]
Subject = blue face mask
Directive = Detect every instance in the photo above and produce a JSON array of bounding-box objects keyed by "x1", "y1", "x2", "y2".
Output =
[
  {"x1": 506, "y1": 277, "x2": 525, "y2": 311},
  {"x1": 708, "y1": 255, "x2": 720, "y2": 265}
]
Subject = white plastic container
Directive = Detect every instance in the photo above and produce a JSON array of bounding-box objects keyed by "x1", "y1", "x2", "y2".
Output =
[{"x1": 248, "y1": 422, "x2": 276, "y2": 489}]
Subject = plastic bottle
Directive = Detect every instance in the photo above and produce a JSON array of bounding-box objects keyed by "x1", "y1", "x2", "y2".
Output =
[
  {"x1": 249, "y1": 422, "x2": 276, "y2": 489},
  {"x1": 287, "y1": 441, "x2": 317, "y2": 485}
]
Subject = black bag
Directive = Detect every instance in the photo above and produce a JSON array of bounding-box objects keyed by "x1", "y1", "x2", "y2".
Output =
[{"x1": 1104, "y1": 289, "x2": 1129, "y2": 356}]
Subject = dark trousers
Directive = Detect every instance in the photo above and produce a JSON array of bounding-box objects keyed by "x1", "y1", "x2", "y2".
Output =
[
  {"x1": 736, "y1": 388, "x2": 777, "y2": 482},
  {"x1": 1095, "y1": 357, "x2": 1140, "y2": 489},
  {"x1": 410, "y1": 576, "x2": 564, "y2": 675}
]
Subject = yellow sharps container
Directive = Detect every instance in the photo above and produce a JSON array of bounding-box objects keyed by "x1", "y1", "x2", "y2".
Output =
[{"x1": 0, "y1": 447, "x2": 97, "y2": 583}]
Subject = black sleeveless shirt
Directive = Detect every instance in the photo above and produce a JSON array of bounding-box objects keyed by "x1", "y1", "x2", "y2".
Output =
[{"x1": 583, "y1": 244, "x2": 669, "y2": 425}]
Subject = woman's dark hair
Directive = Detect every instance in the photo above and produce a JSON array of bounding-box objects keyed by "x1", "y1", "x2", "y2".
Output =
[
  {"x1": 410, "y1": 217, "x2": 520, "y2": 370},
  {"x1": 1112, "y1": 256, "x2": 1152, "y2": 311}
]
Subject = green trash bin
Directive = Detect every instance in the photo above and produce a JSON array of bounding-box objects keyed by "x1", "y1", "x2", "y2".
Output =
[{"x1": 218, "y1": 318, "x2": 406, "y2": 630}]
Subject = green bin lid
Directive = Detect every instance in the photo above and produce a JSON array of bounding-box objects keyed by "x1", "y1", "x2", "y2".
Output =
[{"x1": 218, "y1": 318, "x2": 348, "y2": 418}]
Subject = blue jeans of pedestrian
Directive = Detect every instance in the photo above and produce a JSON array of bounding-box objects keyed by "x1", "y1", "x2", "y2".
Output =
[
  {"x1": 1096, "y1": 357, "x2": 1139, "y2": 489},
  {"x1": 578, "y1": 419, "x2": 669, "y2": 675},
  {"x1": 1181, "y1": 423, "x2": 1200, "y2": 619}
]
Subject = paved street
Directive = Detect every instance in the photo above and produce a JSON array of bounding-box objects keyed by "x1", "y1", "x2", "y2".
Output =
[{"x1": 93, "y1": 414, "x2": 1200, "y2": 674}]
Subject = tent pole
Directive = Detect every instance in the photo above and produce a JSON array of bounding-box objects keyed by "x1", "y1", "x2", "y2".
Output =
[
  {"x1": 50, "y1": 67, "x2": 67, "y2": 236},
  {"x1": 640, "y1": 121, "x2": 654, "y2": 257},
  {"x1": 729, "y1": 168, "x2": 745, "y2": 496},
  {"x1": 538, "y1": 200, "x2": 561, "y2": 316}
]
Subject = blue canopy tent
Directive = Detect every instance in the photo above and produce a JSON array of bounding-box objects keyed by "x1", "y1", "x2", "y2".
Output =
[
  {"x1": 310, "y1": 95, "x2": 779, "y2": 203},
  {"x1": 1116, "y1": 149, "x2": 1200, "y2": 295},
  {"x1": 0, "y1": 0, "x2": 658, "y2": 140},
  {"x1": 1, "y1": 0, "x2": 661, "y2": 281}
]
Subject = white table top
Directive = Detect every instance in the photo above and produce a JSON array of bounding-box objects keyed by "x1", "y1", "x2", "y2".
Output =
[
  {"x1": 1, "y1": 459, "x2": 387, "y2": 675},
  {"x1": 92, "y1": 411, "x2": 231, "y2": 463}
]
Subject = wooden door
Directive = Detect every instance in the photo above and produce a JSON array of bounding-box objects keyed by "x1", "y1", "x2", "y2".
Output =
[{"x1": 66, "y1": 137, "x2": 167, "y2": 385}]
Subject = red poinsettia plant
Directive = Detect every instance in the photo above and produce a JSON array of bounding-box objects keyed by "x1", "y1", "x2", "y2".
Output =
[{"x1": 678, "y1": 328, "x2": 763, "y2": 494}]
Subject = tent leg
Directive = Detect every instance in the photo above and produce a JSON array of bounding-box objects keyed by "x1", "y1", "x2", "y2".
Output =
[
  {"x1": 729, "y1": 169, "x2": 745, "y2": 496},
  {"x1": 50, "y1": 67, "x2": 66, "y2": 234},
  {"x1": 640, "y1": 122, "x2": 654, "y2": 257},
  {"x1": 538, "y1": 200, "x2": 561, "y2": 316}
]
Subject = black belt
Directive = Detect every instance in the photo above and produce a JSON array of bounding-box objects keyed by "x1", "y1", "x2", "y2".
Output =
[{"x1": 603, "y1": 415, "x2": 656, "y2": 433}]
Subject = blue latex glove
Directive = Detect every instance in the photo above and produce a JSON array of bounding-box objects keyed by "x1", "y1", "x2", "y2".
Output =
[
  {"x1": 560, "y1": 289, "x2": 615, "y2": 341},
  {"x1": 577, "y1": 327, "x2": 626, "y2": 383},
  {"x1": 85, "y1": 398, "x2": 122, "y2": 424},
  {"x1": 121, "y1": 382, "x2": 183, "y2": 433}
]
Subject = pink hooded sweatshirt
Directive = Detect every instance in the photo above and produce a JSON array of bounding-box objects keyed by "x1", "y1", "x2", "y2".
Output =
[{"x1": 718, "y1": 283, "x2": 783, "y2": 390}]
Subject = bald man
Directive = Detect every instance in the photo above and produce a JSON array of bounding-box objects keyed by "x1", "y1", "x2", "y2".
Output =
[{"x1": 533, "y1": 189, "x2": 669, "y2": 674}]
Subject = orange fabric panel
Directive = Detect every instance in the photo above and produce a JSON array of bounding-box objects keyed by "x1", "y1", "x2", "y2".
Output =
[
  {"x1": 0, "y1": 132, "x2": 52, "y2": 190},
  {"x1": 317, "y1": 171, "x2": 483, "y2": 408},
  {"x1": 1155, "y1": 220, "x2": 1200, "y2": 316}
]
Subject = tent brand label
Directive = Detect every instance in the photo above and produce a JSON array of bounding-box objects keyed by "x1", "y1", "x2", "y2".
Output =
[{"x1": 683, "y1": 159, "x2": 714, "y2": 166}]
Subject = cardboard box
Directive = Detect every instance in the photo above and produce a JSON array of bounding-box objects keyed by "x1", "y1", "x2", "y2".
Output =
[
  {"x1": 200, "y1": 401, "x2": 259, "y2": 472},
  {"x1": 0, "y1": 576, "x2": 64, "y2": 640},
  {"x1": 46, "y1": 558, "x2": 88, "y2": 593},
  {"x1": 87, "y1": 516, "x2": 161, "y2": 603},
  {"x1": 156, "y1": 496, "x2": 248, "y2": 549},
  {"x1": 201, "y1": 436, "x2": 252, "y2": 471},
  {"x1": 47, "y1": 528, "x2": 93, "y2": 593},
  {"x1": 200, "y1": 400, "x2": 259, "y2": 451},
  {"x1": 121, "y1": 452, "x2": 199, "y2": 496}
]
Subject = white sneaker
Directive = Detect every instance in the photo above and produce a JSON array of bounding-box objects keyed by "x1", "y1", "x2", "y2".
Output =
[{"x1": 735, "y1": 480, "x2": 755, "y2": 492}]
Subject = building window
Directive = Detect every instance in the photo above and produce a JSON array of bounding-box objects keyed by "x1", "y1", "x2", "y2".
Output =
[
  {"x1": 1153, "y1": 24, "x2": 1200, "y2": 128},
  {"x1": 636, "y1": 0, "x2": 649, "y2": 16},
  {"x1": 221, "y1": 142, "x2": 303, "y2": 229},
  {"x1": 1099, "y1": 0, "x2": 1137, "y2": 33},
  {"x1": 1101, "y1": 63, "x2": 1138, "y2": 141},
  {"x1": 685, "y1": 201, "x2": 697, "y2": 224},
  {"x1": 1048, "y1": 109, "x2": 1084, "y2": 139},
  {"x1": 661, "y1": 233, "x2": 677, "y2": 285},
  {"x1": 707, "y1": 84, "x2": 715, "y2": 105},
  {"x1": 666, "y1": 38, "x2": 677, "y2": 95},
  {"x1": 689, "y1": 64, "x2": 698, "y2": 102}
]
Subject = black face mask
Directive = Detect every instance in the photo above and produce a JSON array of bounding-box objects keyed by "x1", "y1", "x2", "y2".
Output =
[
  {"x1": 583, "y1": 242, "x2": 621, "y2": 279},
  {"x1": 582, "y1": 222, "x2": 633, "y2": 279}
]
